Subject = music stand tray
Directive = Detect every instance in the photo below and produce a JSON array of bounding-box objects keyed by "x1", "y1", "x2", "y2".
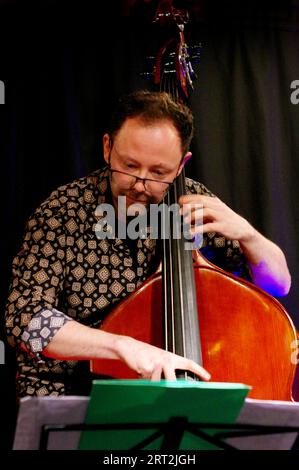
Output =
[{"x1": 79, "y1": 380, "x2": 249, "y2": 450}]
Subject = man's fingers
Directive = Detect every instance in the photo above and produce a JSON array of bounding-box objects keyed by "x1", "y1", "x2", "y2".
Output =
[
  {"x1": 150, "y1": 365, "x2": 163, "y2": 382},
  {"x1": 183, "y1": 207, "x2": 204, "y2": 225},
  {"x1": 162, "y1": 366, "x2": 177, "y2": 381},
  {"x1": 177, "y1": 357, "x2": 211, "y2": 381},
  {"x1": 190, "y1": 363, "x2": 211, "y2": 381},
  {"x1": 180, "y1": 203, "x2": 203, "y2": 218},
  {"x1": 179, "y1": 194, "x2": 219, "y2": 207}
]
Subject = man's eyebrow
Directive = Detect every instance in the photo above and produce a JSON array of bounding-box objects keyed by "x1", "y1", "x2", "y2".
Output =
[
  {"x1": 121, "y1": 155, "x2": 173, "y2": 172},
  {"x1": 150, "y1": 163, "x2": 173, "y2": 172}
]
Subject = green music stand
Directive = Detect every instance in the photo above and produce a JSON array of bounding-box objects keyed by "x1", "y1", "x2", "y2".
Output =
[{"x1": 78, "y1": 380, "x2": 250, "y2": 450}]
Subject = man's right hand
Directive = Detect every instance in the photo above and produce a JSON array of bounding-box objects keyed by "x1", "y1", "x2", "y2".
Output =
[{"x1": 114, "y1": 335, "x2": 211, "y2": 381}]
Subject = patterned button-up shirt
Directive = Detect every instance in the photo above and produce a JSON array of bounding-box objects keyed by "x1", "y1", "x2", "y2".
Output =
[{"x1": 5, "y1": 167, "x2": 251, "y2": 397}]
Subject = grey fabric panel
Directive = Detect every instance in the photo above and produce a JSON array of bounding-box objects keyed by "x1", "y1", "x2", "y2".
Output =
[
  {"x1": 13, "y1": 396, "x2": 89, "y2": 450},
  {"x1": 13, "y1": 396, "x2": 299, "y2": 450}
]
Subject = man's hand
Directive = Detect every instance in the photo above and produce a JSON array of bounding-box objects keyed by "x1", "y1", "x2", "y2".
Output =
[
  {"x1": 178, "y1": 194, "x2": 291, "y2": 297},
  {"x1": 179, "y1": 194, "x2": 254, "y2": 242},
  {"x1": 115, "y1": 335, "x2": 211, "y2": 381}
]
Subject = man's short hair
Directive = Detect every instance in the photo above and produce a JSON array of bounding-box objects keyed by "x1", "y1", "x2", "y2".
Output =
[{"x1": 109, "y1": 90, "x2": 194, "y2": 156}]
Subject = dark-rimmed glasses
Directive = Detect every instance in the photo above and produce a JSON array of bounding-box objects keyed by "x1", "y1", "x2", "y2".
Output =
[{"x1": 108, "y1": 166, "x2": 174, "y2": 194}]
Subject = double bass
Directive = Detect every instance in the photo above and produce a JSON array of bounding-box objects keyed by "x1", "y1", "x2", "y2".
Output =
[{"x1": 91, "y1": 1, "x2": 298, "y2": 400}]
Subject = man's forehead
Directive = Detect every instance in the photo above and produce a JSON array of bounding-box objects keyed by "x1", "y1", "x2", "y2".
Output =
[{"x1": 116, "y1": 116, "x2": 177, "y2": 134}]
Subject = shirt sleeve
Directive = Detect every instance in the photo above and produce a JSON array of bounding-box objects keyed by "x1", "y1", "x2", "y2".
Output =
[
  {"x1": 20, "y1": 308, "x2": 71, "y2": 355},
  {"x1": 5, "y1": 206, "x2": 72, "y2": 358}
]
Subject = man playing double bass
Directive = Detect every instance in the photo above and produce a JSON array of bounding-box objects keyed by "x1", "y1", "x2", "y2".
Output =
[{"x1": 5, "y1": 90, "x2": 291, "y2": 397}]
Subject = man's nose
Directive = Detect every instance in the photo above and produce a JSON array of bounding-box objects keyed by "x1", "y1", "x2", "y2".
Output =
[{"x1": 133, "y1": 178, "x2": 147, "y2": 192}]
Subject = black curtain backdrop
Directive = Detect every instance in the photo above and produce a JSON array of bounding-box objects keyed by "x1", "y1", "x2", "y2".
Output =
[{"x1": 1, "y1": 0, "x2": 299, "y2": 450}]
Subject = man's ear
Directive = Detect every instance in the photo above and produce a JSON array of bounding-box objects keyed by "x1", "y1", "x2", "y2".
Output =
[
  {"x1": 103, "y1": 134, "x2": 111, "y2": 164},
  {"x1": 177, "y1": 151, "x2": 192, "y2": 175}
]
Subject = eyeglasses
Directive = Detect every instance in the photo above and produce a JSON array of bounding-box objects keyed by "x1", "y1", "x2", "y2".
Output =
[{"x1": 108, "y1": 167, "x2": 174, "y2": 194}]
